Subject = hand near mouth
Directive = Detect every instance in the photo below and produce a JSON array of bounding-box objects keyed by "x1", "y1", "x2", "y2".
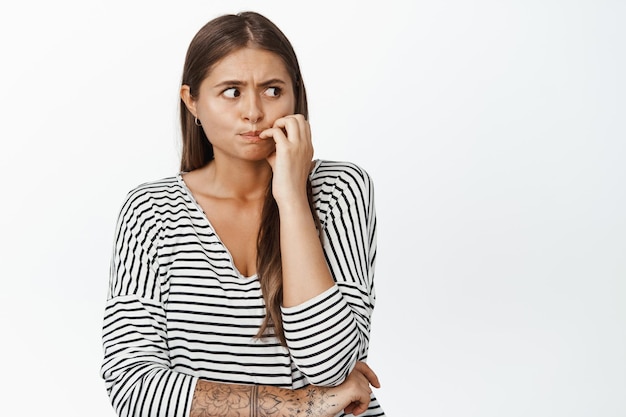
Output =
[{"x1": 260, "y1": 114, "x2": 313, "y2": 206}]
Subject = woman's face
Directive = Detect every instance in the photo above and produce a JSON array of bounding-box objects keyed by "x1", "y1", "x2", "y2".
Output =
[{"x1": 183, "y1": 47, "x2": 296, "y2": 163}]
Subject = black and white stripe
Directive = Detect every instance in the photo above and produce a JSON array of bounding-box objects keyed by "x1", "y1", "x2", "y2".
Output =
[{"x1": 101, "y1": 160, "x2": 384, "y2": 416}]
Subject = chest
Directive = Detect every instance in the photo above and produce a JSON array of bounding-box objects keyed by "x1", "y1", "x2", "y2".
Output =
[{"x1": 194, "y1": 195, "x2": 262, "y2": 278}]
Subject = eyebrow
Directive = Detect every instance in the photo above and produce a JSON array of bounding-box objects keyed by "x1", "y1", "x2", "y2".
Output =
[{"x1": 212, "y1": 78, "x2": 288, "y2": 89}]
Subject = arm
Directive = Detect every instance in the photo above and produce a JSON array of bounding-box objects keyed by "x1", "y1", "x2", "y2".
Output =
[
  {"x1": 191, "y1": 362, "x2": 377, "y2": 417},
  {"x1": 102, "y1": 188, "x2": 195, "y2": 416},
  {"x1": 262, "y1": 117, "x2": 378, "y2": 386},
  {"x1": 103, "y1": 295, "x2": 375, "y2": 417},
  {"x1": 282, "y1": 163, "x2": 378, "y2": 385},
  {"x1": 262, "y1": 114, "x2": 336, "y2": 307}
]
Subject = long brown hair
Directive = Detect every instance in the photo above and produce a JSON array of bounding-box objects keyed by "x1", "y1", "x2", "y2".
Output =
[{"x1": 179, "y1": 12, "x2": 319, "y2": 346}]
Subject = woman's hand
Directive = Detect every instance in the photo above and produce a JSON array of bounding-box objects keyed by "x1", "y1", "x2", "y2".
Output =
[
  {"x1": 335, "y1": 361, "x2": 381, "y2": 416},
  {"x1": 260, "y1": 114, "x2": 313, "y2": 206},
  {"x1": 291, "y1": 361, "x2": 380, "y2": 417}
]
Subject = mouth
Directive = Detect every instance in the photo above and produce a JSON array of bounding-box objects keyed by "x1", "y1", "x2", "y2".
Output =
[{"x1": 239, "y1": 130, "x2": 265, "y2": 141}]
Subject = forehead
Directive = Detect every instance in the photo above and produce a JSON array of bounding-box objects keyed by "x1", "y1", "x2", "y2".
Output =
[{"x1": 206, "y1": 47, "x2": 292, "y2": 83}]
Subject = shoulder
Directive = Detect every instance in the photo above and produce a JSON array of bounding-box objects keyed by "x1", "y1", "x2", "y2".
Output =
[
  {"x1": 311, "y1": 160, "x2": 374, "y2": 188},
  {"x1": 310, "y1": 160, "x2": 375, "y2": 224},
  {"x1": 118, "y1": 175, "x2": 185, "y2": 220},
  {"x1": 311, "y1": 160, "x2": 374, "y2": 197},
  {"x1": 126, "y1": 175, "x2": 181, "y2": 199}
]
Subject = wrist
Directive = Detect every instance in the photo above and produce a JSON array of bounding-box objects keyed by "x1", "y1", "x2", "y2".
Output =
[
  {"x1": 274, "y1": 192, "x2": 310, "y2": 214},
  {"x1": 294, "y1": 385, "x2": 340, "y2": 417}
]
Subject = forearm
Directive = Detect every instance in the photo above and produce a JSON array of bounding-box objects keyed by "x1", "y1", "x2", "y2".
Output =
[
  {"x1": 278, "y1": 190, "x2": 372, "y2": 385},
  {"x1": 278, "y1": 197, "x2": 335, "y2": 308},
  {"x1": 192, "y1": 362, "x2": 381, "y2": 417},
  {"x1": 281, "y1": 285, "x2": 362, "y2": 385},
  {"x1": 191, "y1": 379, "x2": 338, "y2": 417}
]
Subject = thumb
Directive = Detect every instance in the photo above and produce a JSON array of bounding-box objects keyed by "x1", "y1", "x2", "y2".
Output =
[{"x1": 354, "y1": 362, "x2": 381, "y2": 388}]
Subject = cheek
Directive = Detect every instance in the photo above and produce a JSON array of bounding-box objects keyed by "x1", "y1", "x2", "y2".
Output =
[
  {"x1": 199, "y1": 101, "x2": 233, "y2": 129},
  {"x1": 275, "y1": 97, "x2": 297, "y2": 119},
  {"x1": 197, "y1": 103, "x2": 232, "y2": 139},
  {"x1": 198, "y1": 99, "x2": 223, "y2": 118}
]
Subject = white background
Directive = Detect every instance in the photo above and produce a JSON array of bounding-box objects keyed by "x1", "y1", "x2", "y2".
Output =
[{"x1": 1, "y1": 1, "x2": 624, "y2": 416}]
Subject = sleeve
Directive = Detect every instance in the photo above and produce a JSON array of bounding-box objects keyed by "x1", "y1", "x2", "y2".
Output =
[
  {"x1": 100, "y1": 189, "x2": 198, "y2": 417},
  {"x1": 281, "y1": 163, "x2": 377, "y2": 386}
]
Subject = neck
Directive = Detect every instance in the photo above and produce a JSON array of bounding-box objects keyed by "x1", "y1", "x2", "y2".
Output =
[{"x1": 202, "y1": 157, "x2": 272, "y2": 201}]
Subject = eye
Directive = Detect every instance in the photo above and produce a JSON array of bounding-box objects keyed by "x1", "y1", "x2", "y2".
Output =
[
  {"x1": 265, "y1": 87, "x2": 282, "y2": 97},
  {"x1": 223, "y1": 87, "x2": 240, "y2": 98}
]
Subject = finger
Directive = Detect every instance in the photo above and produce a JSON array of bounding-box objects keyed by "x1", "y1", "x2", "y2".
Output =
[
  {"x1": 272, "y1": 116, "x2": 299, "y2": 143},
  {"x1": 354, "y1": 362, "x2": 381, "y2": 388},
  {"x1": 292, "y1": 113, "x2": 309, "y2": 141},
  {"x1": 352, "y1": 402, "x2": 368, "y2": 416},
  {"x1": 259, "y1": 127, "x2": 288, "y2": 145},
  {"x1": 273, "y1": 115, "x2": 309, "y2": 144},
  {"x1": 354, "y1": 387, "x2": 372, "y2": 413},
  {"x1": 273, "y1": 114, "x2": 305, "y2": 128}
]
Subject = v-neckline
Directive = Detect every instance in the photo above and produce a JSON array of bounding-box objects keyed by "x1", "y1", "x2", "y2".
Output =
[
  {"x1": 175, "y1": 159, "x2": 322, "y2": 280},
  {"x1": 177, "y1": 173, "x2": 257, "y2": 280}
]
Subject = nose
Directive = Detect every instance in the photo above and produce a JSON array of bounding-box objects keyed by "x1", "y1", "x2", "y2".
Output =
[{"x1": 242, "y1": 93, "x2": 264, "y2": 124}]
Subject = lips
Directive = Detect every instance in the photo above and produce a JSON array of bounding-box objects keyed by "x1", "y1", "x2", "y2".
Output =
[
  {"x1": 241, "y1": 130, "x2": 263, "y2": 137},
  {"x1": 239, "y1": 130, "x2": 266, "y2": 142}
]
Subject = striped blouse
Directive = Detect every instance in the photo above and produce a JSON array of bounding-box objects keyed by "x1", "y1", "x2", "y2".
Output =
[{"x1": 101, "y1": 159, "x2": 385, "y2": 416}]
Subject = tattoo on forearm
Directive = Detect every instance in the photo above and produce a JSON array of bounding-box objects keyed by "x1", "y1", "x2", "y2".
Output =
[
  {"x1": 302, "y1": 387, "x2": 337, "y2": 416},
  {"x1": 191, "y1": 383, "x2": 250, "y2": 417},
  {"x1": 250, "y1": 385, "x2": 258, "y2": 417},
  {"x1": 192, "y1": 381, "x2": 338, "y2": 417}
]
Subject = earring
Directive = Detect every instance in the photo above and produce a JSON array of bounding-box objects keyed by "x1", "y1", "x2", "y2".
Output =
[{"x1": 194, "y1": 117, "x2": 202, "y2": 126}]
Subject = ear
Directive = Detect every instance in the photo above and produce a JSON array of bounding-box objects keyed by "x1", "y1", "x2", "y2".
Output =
[{"x1": 180, "y1": 85, "x2": 197, "y2": 117}]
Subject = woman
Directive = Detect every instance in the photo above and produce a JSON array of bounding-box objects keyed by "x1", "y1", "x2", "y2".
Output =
[{"x1": 101, "y1": 11, "x2": 385, "y2": 417}]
